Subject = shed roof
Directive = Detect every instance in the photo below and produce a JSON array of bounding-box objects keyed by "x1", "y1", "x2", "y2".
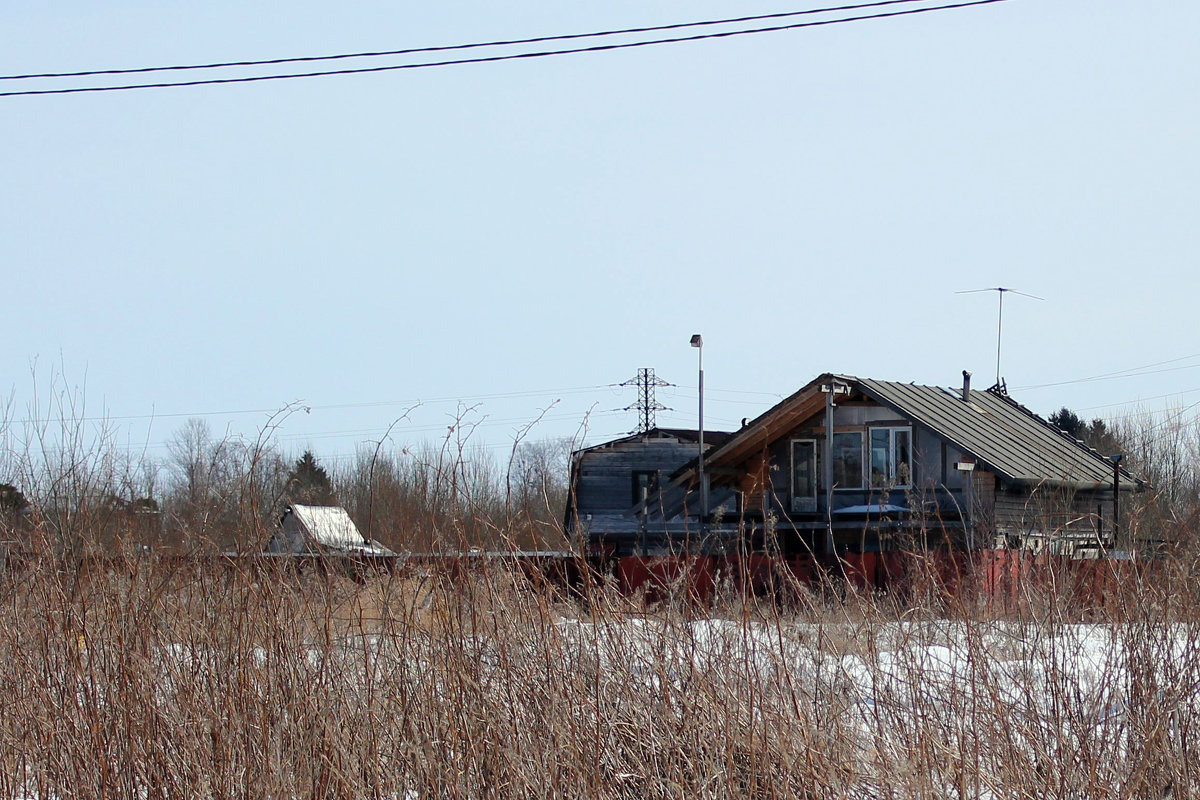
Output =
[
  {"x1": 284, "y1": 504, "x2": 392, "y2": 554},
  {"x1": 572, "y1": 427, "x2": 733, "y2": 457}
]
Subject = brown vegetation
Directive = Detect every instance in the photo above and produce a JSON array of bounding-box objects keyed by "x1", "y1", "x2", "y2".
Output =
[{"x1": 4, "y1": 540, "x2": 1200, "y2": 797}]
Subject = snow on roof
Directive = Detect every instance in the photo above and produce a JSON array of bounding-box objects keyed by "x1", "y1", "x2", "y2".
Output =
[{"x1": 288, "y1": 504, "x2": 368, "y2": 550}]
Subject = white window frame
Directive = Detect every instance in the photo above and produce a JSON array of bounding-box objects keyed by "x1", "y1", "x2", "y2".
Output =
[{"x1": 868, "y1": 426, "x2": 912, "y2": 489}]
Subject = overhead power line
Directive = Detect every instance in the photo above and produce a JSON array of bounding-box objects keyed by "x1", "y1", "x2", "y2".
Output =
[
  {"x1": 7, "y1": 380, "x2": 771, "y2": 427},
  {"x1": 0, "y1": 0, "x2": 1010, "y2": 98},
  {"x1": 1135, "y1": 397, "x2": 1200, "y2": 435},
  {"x1": 1075, "y1": 387, "x2": 1200, "y2": 413},
  {"x1": 0, "y1": 0, "x2": 984, "y2": 82},
  {"x1": 8, "y1": 383, "x2": 621, "y2": 425},
  {"x1": 1014, "y1": 353, "x2": 1200, "y2": 392}
]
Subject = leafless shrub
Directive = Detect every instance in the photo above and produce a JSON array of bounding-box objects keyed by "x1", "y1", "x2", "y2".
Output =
[
  {"x1": 1, "y1": 527, "x2": 1199, "y2": 798},
  {"x1": 332, "y1": 404, "x2": 570, "y2": 553}
]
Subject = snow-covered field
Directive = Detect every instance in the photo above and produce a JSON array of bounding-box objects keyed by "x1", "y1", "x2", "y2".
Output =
[{"x1": 555, "y1": 615, "x2": 1198, "y2": 798}]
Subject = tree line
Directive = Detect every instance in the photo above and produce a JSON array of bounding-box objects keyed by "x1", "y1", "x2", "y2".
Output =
[
  {"x1": 0, "y1": 402, "x2": 571, "y2": 554},
  {"x1": 1048, "y1": 406, "x2": 1200, "y2": 550},
  {"x1": 5, "y1": 381, "x2": 1200, "y2": 556}
]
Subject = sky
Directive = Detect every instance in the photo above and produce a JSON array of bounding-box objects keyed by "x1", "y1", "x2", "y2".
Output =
[{"x1": 2, "y1": 0, "x2": 1198, "y2": 472}]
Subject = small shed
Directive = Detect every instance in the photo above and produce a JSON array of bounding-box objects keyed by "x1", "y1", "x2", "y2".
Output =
[{"x1": 268, "y1": 504, "x2": 392, "y2": 556}]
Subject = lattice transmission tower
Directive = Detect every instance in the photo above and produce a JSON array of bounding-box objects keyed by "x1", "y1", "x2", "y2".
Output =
[{"x1": 620, "y1": 368, "x2": 671, "y2": 434}]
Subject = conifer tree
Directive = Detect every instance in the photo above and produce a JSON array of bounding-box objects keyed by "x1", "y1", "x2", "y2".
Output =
[{"x1": 285, "y1": 451, "x2": 337, "y2": 505}]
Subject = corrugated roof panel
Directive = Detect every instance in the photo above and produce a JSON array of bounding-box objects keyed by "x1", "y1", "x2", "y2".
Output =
[
  {"x1": 854, "y1": 378, "x2": 1118, "y2": 487},
  {"x1": 701, "y1": 373, "x2": 1133, "y2": 491}
]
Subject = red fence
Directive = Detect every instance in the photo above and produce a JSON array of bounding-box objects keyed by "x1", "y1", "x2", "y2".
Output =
[
  {"x1": 0, "y1": 547, "x2": 1162, "y2": 614},
  {"x1": 614, "y1": 550, "x2": 1162, "y2": 613}
]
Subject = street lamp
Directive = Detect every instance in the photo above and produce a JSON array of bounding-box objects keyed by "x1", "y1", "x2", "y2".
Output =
[
  {"x1": 1110, "y1": 453, "x2": 1122, "y2": 551},
  {"x1": 690, "y1": 334, "x2": 707, "y2": 525}
]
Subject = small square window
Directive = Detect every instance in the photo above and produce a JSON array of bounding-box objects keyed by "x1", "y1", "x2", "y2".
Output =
[{"x1": 631, "y1": 470, "x2": 659, "y2": 505}]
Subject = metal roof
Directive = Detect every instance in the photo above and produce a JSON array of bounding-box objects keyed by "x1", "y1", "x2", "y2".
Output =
[
  {"x1": 285, "y1": 504, "x2": 393, "y2": 555},
  {"x1": 852, "y1": 377, "x2": 1125, "y2": 488},
  {"x1": 571, "y1": 427, "x2": 733, "y2": 457},
  {"x1": 702, "y1": 374, "x2": 1134, "y2": 490}
]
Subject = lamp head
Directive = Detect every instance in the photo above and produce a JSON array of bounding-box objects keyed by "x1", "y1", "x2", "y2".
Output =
[{"x1": 690, "y1": 334, "x2": 703, "y2": 348}]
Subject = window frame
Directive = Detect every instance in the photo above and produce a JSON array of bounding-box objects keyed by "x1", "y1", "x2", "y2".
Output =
[
  {"x1": 631, "y1": 470, "x2": 660, "y2": 506},
  {"x1": 790, "y1": 438, "x2": 818, "y2": 512},
  {"x1": 868, "y1": 426, "x2": 913, "y2": 489}
]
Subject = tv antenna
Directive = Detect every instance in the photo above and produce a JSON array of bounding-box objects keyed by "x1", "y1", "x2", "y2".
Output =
[{"x1": 955, "y1": 287, "x2": 1044, "y2": 387}]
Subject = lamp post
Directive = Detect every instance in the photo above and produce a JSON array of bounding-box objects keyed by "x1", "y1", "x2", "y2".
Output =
[
  {"x1": 1111, "y1": 453, "x2": 1122, "y2": 551},
  {"x1": 690, "y1": 334, "x2": 707, "y2": 527}
]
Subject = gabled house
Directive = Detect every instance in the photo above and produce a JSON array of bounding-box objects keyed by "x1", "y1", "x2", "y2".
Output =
[
  {"x1": 573, "y1": 374, "x2": 1140, "y2": 559},
  {"x1": 268, "y1": 504, "x2": 393, "y2": 556}
]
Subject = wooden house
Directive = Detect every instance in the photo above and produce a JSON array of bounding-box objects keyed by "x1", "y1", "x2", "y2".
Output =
[
  {"x1": 572, "y1": 374, "x2": 1140, "y2": 559},
  {"x1": 564, "y1": 428, "x2": 732, "y2": 556}
]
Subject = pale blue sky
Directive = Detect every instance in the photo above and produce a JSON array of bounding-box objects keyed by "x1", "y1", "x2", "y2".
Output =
[{"x1": 2, "y1": 0, "x2": 1197, "y2": 468}]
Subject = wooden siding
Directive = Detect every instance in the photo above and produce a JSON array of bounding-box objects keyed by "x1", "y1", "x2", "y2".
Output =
[
  {"x1": 570, "y1": 438, "x2": 701, "y2": 517},
  {"x1": 738, "y1": 451, "x2": 771, "y2": 516},
  {"x1": 990, "y1": 482, "x2": 1114, "y2": 550}
]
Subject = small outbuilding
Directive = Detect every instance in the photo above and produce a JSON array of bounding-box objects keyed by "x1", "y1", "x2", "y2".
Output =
[{"x1": 268, "y1": 504, "x2": 392, "y2": 556}]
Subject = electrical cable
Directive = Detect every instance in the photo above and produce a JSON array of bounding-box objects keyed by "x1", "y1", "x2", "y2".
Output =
[
  {"x1": 1075, "y1": 387, "x2": 1200, "y2": 414},
  {"x1": 65, "y1": 406, "x2": 628, "y2": 455},
  {"x1": 12, "y1": 383, "x2": 621, "y2": 425},
  {"x1": 78, "y1": 397, "x2": 753, "y2": 455},
  {"x1": 672, "y1": 385, "x2": 786, "y2": 398},
  {"x1": 1133, "y1": 397, "x2": 1200, "y2": 435},
  {"x1": 660, "y1": 390, "x2": 778, "y2": 408},
  {"x1": 0, "y1": 0, "x2": 979, "y2": 82},
  {"x1": 1014, "y1": 353, "x2": 1200, "y2": 391},
  {"x1": 12, "y1": 381, "x2": 773, "y2": 427},
  {"x1": 0, "y1": 0, "x2": 1010, "y2": 98}
]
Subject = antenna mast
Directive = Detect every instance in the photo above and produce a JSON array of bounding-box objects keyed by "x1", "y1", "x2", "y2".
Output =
[
  {"x1": 955, "y1": 287, "x2": 1044, "y2": 387},
  {"x1": 621, "y1": 368, "x2": 670, "y2": 434}
]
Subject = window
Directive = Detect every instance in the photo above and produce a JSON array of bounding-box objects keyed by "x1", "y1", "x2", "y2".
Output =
[
  {"x1": 790, "y1": 439, "x2": 817, "y2": 512},
  {"x1": 631, "y1": 470, "x2": 659, "y2": 505},
  {"x1": 832, "y1": 431, "x2": 863, "y2": 489},
  {"x1": 869, "y1": 427, "x2": 912, "y2": 488}
]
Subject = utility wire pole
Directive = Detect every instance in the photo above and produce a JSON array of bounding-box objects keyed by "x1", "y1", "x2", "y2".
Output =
[
  {"x1": 821, "y1": 378, "x2": 851, "y2": 554},
  {"x1": 621, "y1": 368, "x2": 670, "y2": 434}
]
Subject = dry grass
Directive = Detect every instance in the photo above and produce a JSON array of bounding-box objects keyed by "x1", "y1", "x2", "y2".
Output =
[{"x1": 3, "y1": 544, "x2": 1200, "y2": 799}]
